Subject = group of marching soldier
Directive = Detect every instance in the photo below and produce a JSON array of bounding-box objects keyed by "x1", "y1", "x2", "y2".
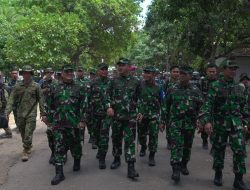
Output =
[{"x1": 0, "y1": 57, "x2": 249, "y2": 190}]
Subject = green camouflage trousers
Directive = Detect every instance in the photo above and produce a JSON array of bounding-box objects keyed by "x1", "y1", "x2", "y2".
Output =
[
  {"x1": 16, "y1": 117, "x2": 36, "y2": 149},
  {"x1": 98, "y1": 117, "x2": 112, "y2": 156},
  {"x1": 46, "y1": 127, "x2": 54, "y2": 153},
  {"x1": 111, "y1": 119, "x2": 136, "y2": 162},
  {"x1": 210, "y1": 122, "x2": 246, "y2": 174},
  {"x1": 169, "y1": 120, "x2": 195, "y2": 165},
  {"x1": 138, "y1": 118, "x2": 159, "y2": 152},
  {"x1": 53, "y1": 128, "x2": 82, "y2": 165},
  {"x1": 92, "y1": 115, "x2": 105, "y2": 146}
]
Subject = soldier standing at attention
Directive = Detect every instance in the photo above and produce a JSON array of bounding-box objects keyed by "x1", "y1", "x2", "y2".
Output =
[
  {"x1": 164, "y1": 65, "x2": 180, "y2": 149},
  {"x1": 199, "y1": 63, "x2": 217, "y2": 149},
  {"x1": 88, "y1": 63, "x2": 112, "y2": 169},
  {"x1": 107, "y1": 58, "x2": 140, "y2": 179},
  {"x1": 39, "y1": 68, "x2": 57, "y2": 165},
  {"x1": 137, "y1": 66, "x2": 164, "y2": 166},
  {"x1": 163, "y1": 65, "x2": 203, "y2": 183},
  {"x1": 6, "y1": 65, "x2": 46, "y2": 161},
  {"x1": 199, "y1": 59, "x2": 249, "y2": 190},
  {"x1": 46, "y1": 64, "x2": 87, "y2": 185}
]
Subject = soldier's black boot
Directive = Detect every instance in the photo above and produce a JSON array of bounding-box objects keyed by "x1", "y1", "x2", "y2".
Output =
[
  {"x1": 96, "y1": 151, "x2": 100, "y2": 159},
  {"x1": 49, "y1": 153, "x2": 55, "y2": 165},
  {"x1": 127, "y1": 162, "x2": 139, "y2": 179},
  {"x1": 99, "y1": 155, "x2": 106, "y2": 169},
  {"x1": 73, "y1": 158, "x2": 81, "y2": 171},
  {"x1": 214, "y1": 170, "x2": 223, "y2": 186},
  {"x1": 181, "y1": 160, "x2": 189, "y2": 175},
  {"x1": 139, "y1": 147, "x2": 146, "y2": 157},
  {"x1": 148, "y1": 152, "x2": 156, "y2": 166},
  {"x1": 233, "y1": 173, "x2": 247, "y2": 190},
  {"x1": 51, "y1": 165, "x2": 65, "y2": 185},
  {"x1": 171, "y1": 164, "x2": 181, "y2": 182},
  {"x1": 110, "y1": 156, "x2": 121, "y2": 169}
]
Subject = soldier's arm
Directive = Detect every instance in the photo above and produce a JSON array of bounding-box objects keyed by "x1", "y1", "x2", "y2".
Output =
[
  {"x1": 79, "y1": 86, "x2": 88, "y2": 123},
  {"x1": 37, "y1": 86, "x2": 46, "y2": 116},
  {"x1": 241, "y1": 88, "x2": 250, "y2": 126},
  {"x1": 162, "y1": 88, "x2": 172, "y2": 125},
  {"x1": 5, "y1": 86, "x2": 16, "y2": 115}
]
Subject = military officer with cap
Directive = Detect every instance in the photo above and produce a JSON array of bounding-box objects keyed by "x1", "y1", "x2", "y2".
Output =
[
  {"x1": 199, "y1": 59, "x2": 249, "y2": 190},
  {"x1": 6, "y1": 65, "x2": 46, "y2": 161}
]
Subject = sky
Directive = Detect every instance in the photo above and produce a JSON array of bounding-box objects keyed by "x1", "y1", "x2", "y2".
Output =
[{"x1": 139, "y1": 0, "x2": 152, "y2": 27}]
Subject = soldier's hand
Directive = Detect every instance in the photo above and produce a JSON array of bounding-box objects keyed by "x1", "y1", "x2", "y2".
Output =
[
  {"x1": 107, "y1": 108, "x2": 114, "y2": 117},
  {"x1": 159, "y1": 124, "x2": 165, "y2": 132},
  {"x1": 78, "y1": 122, "x2": 86, "y2": 129},
  {"x1": 204, "y1": 123, "x2": 213, "y2": 136},
  {"x1": 136, "y1": 113, "x2": 143, "y2": 123}
]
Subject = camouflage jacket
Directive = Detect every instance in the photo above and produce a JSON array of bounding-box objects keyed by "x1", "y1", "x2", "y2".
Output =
[
  {"x1": 6, "y1": 80, "x2": 45, "y2": 118},
  {"x1": 163, "y1": 82, "x2": 203, "y2": 127},
  {"x1": 89, "y1": 77, "x2": 112, "y2": 117},
  {"x1": 200, "y1": 76, "x2": 216, "y2": 99},
  {"x1": 0, "y1": 84, "x2": 8, "y2": 114},
  {"x1": 6, "y1": 79, "x2": 17, "y2": 95},
  {"x1": 46, "y1": 80, "x2": 87, "y2": 128},
  {"x1": 108, "y1": 75, "x2": 140, "y2": 120},
  {"x1": 163, "y1": 79, "x2": 178, "y2": 97},
  {"x1": 137, "y1": 81, "x2": 163, "y2": 122},
  {"x1": 199, "y1": 76, "x2": 249, "y2": 127}
]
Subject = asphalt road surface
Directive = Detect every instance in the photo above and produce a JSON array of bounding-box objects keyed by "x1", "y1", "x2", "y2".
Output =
[{"x1": 1, "y1": 120, "x2": 250, "y2": 190}]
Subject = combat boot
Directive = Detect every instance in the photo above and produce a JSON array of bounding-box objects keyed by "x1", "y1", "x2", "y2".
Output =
[
  {"x1": 51, "y1": 165, "x2": 65, "y2": 185},
  {"x1": 233, "y1": 173, "x2": 247, "y2": 190},
  {"x1": 214, "y1": 170, "x2": 223, "y2": 186},
  {"x1": 181, "y1": 160, "x2": 189, "y2": 175},
  {"x1": 148, "y1": 152, "x2": 156, "y2": 166},
  {"x1": 127, "y1": 162, "x2": 139, "y2": 179},
  {"x1": 99, "y1": 155, "x2": 106, "y2": 169},
  {"x1": 21, "y1": 151, "x2": 29, "y2": 162},
  {"x1": 110, "y1": 156, "x2": 121, "y2": 169},
  {"x1": 96, "y1": 151, "x2": 100, "y2": 159},
  {"x1": 139, "y1": 147, "x2": 146, "y2": 157},
  {"x1": 171, "y1": 164, "x2": 181, "y2": 182},
  {"x1": 25, "y1": 148, "x2": 32, "y2": 154},
  {"x1": 49, "y1": 153, "x2": 55, "y2": 165},
  {"x1": 73, "y1": 158, "x2": 81, "y2": 171}
]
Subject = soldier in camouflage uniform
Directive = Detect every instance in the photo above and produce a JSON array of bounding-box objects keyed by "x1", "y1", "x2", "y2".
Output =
[
  {"x1": 6, "y1": 65, "x2": 46, "y2": 161},
  {"x1": 199, "y1": 59, "x2": 249, "y2": 190},
  {"x1": 107, "y1": 58, "x2": 140, "y2": 179},
  {"x1": 0, "y1": 72, "x2": 9, "y2": 134},
  {"x1": 164, "y1": 65, "x2": 180, "y2": 149},
  {"x1": 46, "y1": 64, "x2": 87, "y2": 185},
  {"x1": 88, "y1": 63, "x2": 112, "y2": 169},
  {"x1": 137, "y1": 66, "x2": 164, "y2": 167},
  {"x1": 39, "y1": 68, "x2": 57, "y2": 165},
  {"x1": 75, "y1": 66, "x2": 92, "y2": 143},
  {"x1": 163, "y1": 65, "x2": 203, "y2": 183},
  {"x1": 199, "y1": 63, "x2": 217, "y2": 149}
]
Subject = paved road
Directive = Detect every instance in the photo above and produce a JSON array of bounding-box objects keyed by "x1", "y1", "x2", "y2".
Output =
[{"x1": 1, "y1": 121, "x2": 250, "y2": 190}]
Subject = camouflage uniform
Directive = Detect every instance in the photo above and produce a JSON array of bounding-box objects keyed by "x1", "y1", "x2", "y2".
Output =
[
  {"x1": 200, "y1": 76, "x2": 216, "y2": 147},
  {"x1": 0, "y1": 83, "x2": 8, "y2": 130},
  {"x1": 164, "y1": 82, "x2": 203, "y2": 167},
  {"x1": 137, "y1": 68, "x2": 163, "y2": 155},
  {"x1": 199, "y1": 77, "x2": 248, "y2": 175},
  {"x1": 46, "y1": 79, "x2": 87, "y2": 165},
  {"x1": 6, "y1": 66, "x2": 45, "y2": 151}
]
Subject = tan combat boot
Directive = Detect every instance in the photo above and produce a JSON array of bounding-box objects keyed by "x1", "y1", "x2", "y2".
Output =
[
  {"x1": 25, "y1": 148, "x2": 32, "y2": 154},
  {"x1": 21, "y1": 151, "x2": 29, "y2": 162}
]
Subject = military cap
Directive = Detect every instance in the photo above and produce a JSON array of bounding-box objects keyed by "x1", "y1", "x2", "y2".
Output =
[
  {"x1": 220, "y1": 59, "x2": 239, "y2": 69},
  {"x1": 89, "y1": 68, "x2": 96, "y2": 75},
  {"x1": 98, "y1": 63, "x2": 109, "y2": 70},
  {"x1": 44, "y1": 67, "x2": 54, "y2": 73},
  {"x1": 143, "y1": 66, "x2": 157, "y2": 73},
  {"x1": 77, "y1": 66, "x2": 84, "y2": 71},
  {"x1": 117, "y1": 58, "x2": 130, "y2": 65},
  {"x1": 240, "y1": 73, "x2": 250, "y2": 82},
  {"x1": 20, "y1": 65, "x2": 34, "y2": 75},
  {"x1": 179, "y1": 65, "x2": 193, "y2": 75},
  {"x1": 62, "y1": 64, "x2": 74, "y2": 71},
  {"x1": 11, "y1": 66, "x2": 19, "y2": 72}
]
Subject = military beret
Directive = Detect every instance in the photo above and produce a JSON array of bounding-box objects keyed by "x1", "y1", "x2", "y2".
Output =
[
  {"x1": 117, "y1": 58, "x2": 130, "y2": 65},
  {"x1": 62, "y1": 64, "x2": 74, "y2": 71},
  {"x1": 220, "y1": 59, "x2": 239, "y2": 69},
  {"x1": 20, "y1": 65, "x2": 34, "y2": 75},
  {"x1": 143, "y1": 66, "x2": 157, "y2": 73},
  {"x1": 240, "y1": 73, "x2": 250, "y2": 82},
  {"x1": 179, "y1": 65, "x2": 193, "y2": 75},
  {"x1": 98, "y1": 63, "x2": 109, "y2": 70}
]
